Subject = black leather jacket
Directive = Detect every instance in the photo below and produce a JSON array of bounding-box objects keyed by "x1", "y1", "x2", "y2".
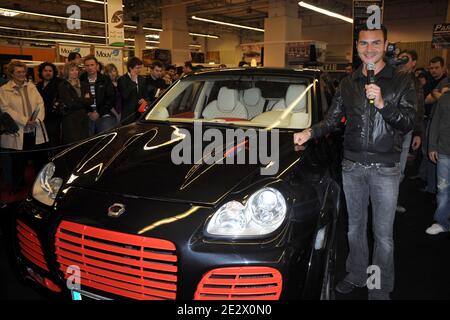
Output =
[
  {"x1": 312, "y1": 63, "x2": 417, "y2": 164},
  {"x1": 79, "y1": 72, "x2": 115, "y2": 117}
]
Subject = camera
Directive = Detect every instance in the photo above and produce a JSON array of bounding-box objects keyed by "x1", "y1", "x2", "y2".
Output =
[{"x1": 385, "y1": 42, "x2": 409, "y2": 66}]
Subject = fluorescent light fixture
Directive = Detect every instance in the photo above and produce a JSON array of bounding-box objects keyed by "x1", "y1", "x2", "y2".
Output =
[
  {"x1": 0, "y1": 34, "x2": 98, "y2": 45},
  {"x1": 81, "y1": 0, "x2": 125, "y2": 7},
  {"x1": 0, "y1": 26, "x2": 105, "y2": 39},
  {"x1": 82, "y1": 0, "x2": 104, "y2": 4},
  {"x1": 125, "y1": 38, "x2": 160, "y2": 44},
  {"x1": 298, "y1": 1, "x2": 353, "y2": 23},
  {"x1": 189, "y1": 32, "x2": 219, "y2": 39},
  {"x1": 191, "y1": 16, "x2": 264, "y2": 32},
  {"x1": 189, "y1": 44, "x2": 202, "y2": 48},
  {"x1": 0, "y1": 9, "x2": 19, "y2": 17},
  {"x1": 0, "y1": 8, "x2": 220, "y2": 39},
  {"x1": 0, "y1": 8, "x2": 104, "y2": 25},
  {"x1": 145, "y1": 34, "x2": 160, "y2": 39}
]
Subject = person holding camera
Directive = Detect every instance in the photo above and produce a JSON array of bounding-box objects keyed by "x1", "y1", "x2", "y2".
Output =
[
  {"x1": 57, "y1": 62, "x2": 92, "y2": 144},
  {"x1": 294, "y1": 25, "x2": 417, "y2": 300}
]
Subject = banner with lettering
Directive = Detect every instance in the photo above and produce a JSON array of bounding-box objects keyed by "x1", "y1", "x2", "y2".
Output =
[
  {"x1": 58, "y1": 44, "x2": 91, "y2": 58},
  {"x1": 107, "y1": 0, "x2": 125, "y2": 47},
  {"x1": 94, "y1": 46, "x2": 124, "y2": 74},
  {"x1": 432, "y1": 24, "x2": 450, "y2": 48}
]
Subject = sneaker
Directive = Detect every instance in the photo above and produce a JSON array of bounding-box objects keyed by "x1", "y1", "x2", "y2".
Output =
[
  {"x1": 396, "y1": 205, "x2": 406, "y2": 213},
  {"x1": 335, "y1": 279, "x2": 364, "y2": 294},
  {"x1": 425, "y1": 223, "x2": 447, "y2": 235}
]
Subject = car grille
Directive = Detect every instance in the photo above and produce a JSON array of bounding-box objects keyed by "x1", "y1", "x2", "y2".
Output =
[
  {"x1": 194, "y1": 266, "x2": 282, "y2": 300},
  {"x1": 54, "y1": 220, "x2": 178, "y2": 300},
  {"x1": 16, "y1": 220, "x2": 49, "y2": 272}
]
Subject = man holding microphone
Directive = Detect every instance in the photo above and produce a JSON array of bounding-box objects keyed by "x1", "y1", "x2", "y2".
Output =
[{"x1": 294, "y1": 25, "x2": 417, "y2": 300}]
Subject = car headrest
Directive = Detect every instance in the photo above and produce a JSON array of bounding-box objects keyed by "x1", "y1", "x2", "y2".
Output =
[
  {"x1": 285, "y1": 84, "x2": 307, "y2": 113},
  {"x1": 243, "y1": 87, "x2": 262, "y2": 106},
  {"x1": 217, "y1": 87, "x2": 239, "y2": 112}
]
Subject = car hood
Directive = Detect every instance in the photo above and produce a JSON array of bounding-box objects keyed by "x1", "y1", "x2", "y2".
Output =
[{"x1": 62, "y1": 122, "x2": 296, "y2": 205}]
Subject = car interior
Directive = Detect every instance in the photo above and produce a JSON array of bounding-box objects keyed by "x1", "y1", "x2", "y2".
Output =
[{"x1": 146, "y1": 78, "x2": 313, "y2": 129}]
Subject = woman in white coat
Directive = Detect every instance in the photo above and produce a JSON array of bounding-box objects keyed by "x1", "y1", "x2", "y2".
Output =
[{"x1": 0, "y1": 60, "x2": 48, "y2": 194}]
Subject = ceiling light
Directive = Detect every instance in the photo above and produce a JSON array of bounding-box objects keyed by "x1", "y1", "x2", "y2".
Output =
[
  {"x1": 0, "y1": 35, "x2": 98, "y2": 45},
  {"x1": 0, "y1": 8, "x2": 220, "y2": 39},
  {"x1": 0, "y1": 8, "x2": 104, "y2": 25},
  {"x1": 191, "y1": 16, "x2": 264, "y2": 32},
  {"x1": 298, "y1": 1, "x2": 353, "y2": 23},
  {"x1": 189, "y1": 32, "x2": 219, "y2": 39},
  {"x1": 125, "y1": 38, "x2": 160, "y2": 44},
  {"x1": 0, "y1": 26, "x2": 105, "y2": 39},
  {"x1": 0, "y1": 9, "x2": 19, "y2": 17}
]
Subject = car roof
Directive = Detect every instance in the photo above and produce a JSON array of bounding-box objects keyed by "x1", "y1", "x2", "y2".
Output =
[{"x1": 185, "y1": 67, "x2": 322, "y2": 79}]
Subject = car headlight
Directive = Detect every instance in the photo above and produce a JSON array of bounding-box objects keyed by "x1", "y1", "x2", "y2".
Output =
[
  {"x1": 206, "y1": 187, "x2": 287, "y2": 237},
  {"x1": 32, "y1": 162, "x2": 63, "y2": 206}
]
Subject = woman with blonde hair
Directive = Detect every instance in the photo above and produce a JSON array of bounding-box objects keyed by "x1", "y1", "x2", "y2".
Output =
[
  {"x1": 104, "y1": 63, "x2": 121, "y2": 123},
  {"x1": 57, "y1": 61, "x2": 92, "y2": 144},
  {"x1": 0, "y1": 60, "x2": 48, "y2": 194}
]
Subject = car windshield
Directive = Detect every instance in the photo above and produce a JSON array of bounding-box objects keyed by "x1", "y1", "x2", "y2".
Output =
[{"x1": 145, "y1": 74, "x2": 313, "y2": 129}]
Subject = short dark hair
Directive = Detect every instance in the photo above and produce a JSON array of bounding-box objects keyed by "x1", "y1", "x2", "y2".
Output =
[
  {"x1": 166, "y1": 65, "x2": 176, "y2": 72},
  {"x1": 399, "y1": 50, "x2": 418, "y2": 62},
  {"x1": 83, "y1": 54, "x2": 98, "y2": 65},
  {"x1": 68, "y1": 52, "x2": 82, "y2": 62},
  {"x1": 127, "y1": 56, "x2": 143, "y2": 71},
  {"x1": 357, "y1": 24, "x2": 388, "y2": 42},
  {"x1": 430, "y1": 56, "x2": 445, "y2": 67},
  {"x1": 38, "y1": 62, "x2": 58, "y2": 79},
  {"x1": 184, "y1": 61, "x2": 193, "y2": 70},
  {"x1": 151, "y1": 60, "x2": 163, "y2": 69}
]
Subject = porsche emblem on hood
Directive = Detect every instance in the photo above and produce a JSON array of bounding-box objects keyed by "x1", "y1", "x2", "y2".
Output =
[{"x1": 108, "y1": 203, "x2": 126, "y2": 218}]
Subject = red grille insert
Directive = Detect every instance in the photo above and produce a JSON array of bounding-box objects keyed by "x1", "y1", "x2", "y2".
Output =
[
  {"x1": 54, "y1": 221, "x2": 178, "y2": 300},
  {"x1": 194, "y1": 266, "x2": 282, "y2": 300},
  {"x1": 16, "y1": 220, "x2": 49, "y2": 272}
]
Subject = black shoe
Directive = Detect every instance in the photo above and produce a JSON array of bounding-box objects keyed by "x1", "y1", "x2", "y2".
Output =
[{"x1": 335, "y1": 279, "x2": 364, "y2": 294}]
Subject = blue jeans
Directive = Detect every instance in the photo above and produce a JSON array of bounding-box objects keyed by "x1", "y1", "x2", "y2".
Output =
[
  {"x1": 434, "y1": 154, "x2": 450, "y2": 230},
  {"x1": 342, "y1": 159, "x2": 400, "y2": 296},
  {"x1": 89, "y1": 114, "x2": 117, "y2": 136}
]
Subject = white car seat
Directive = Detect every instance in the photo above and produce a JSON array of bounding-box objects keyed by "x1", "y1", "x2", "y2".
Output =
[
  {"x1": 241, "y1": 87, "x2": 266, "y2": 119},
  {"x1": 202, "y1": 87, "x2": 248, "y2": 119},
  {"x1": 272, "y1": 84, "x2": 307, "y2": 113}
]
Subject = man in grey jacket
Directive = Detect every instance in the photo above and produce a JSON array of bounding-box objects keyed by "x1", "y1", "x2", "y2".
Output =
[{"x1": 426, "y1": 87, "x2": 450, "y2": 234}]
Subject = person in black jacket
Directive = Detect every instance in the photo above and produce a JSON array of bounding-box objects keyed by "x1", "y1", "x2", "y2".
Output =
[
  {"x1": 36, "y1": 62, "x2": 62, "y2": 147},
  {"x1": 145, "y1": 60, "x2": 166, "y2": 103},
  {"x1": 80, "y1": 55, "x2": 116, "y2": 136},
  {"x1": 117, "y1": 57, "x2": 148, "y2": 125},
  {"x1": 294, "y1": 25, "x2": 416, "y2": 300},
  {"x1": 58, "y1": 62, "x2": 92, "y2": 144}
]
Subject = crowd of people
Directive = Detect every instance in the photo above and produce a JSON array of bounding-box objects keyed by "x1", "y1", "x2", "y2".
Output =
[{"x1": 0, "y1": 54, "x2": 195, "y2": 196}]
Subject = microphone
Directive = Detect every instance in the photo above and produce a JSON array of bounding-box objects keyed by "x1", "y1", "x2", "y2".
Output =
[{"x1": 367, "y1": 63, "x2": 376, "y2": 107}]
